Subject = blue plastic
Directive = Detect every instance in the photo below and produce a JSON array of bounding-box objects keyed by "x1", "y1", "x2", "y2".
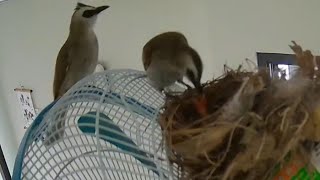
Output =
[
  {"x1": 12, "y1": 89, "x2": 161, "y2": 179},
  {"x1": 12, "y1": 100, "x2": 58, "y2": 180},
  {"x1": 78, "y1": 112, "x2": 166, "y2": 178},
  {"x1": 74, "y1": 86, "x2": 158, "y2": 119}
]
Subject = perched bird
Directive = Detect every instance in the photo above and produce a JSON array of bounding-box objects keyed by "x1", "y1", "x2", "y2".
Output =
[
  {"x1": 53, "y1": 3, "x2": 109, "y2": 99},
  {"x1": 45, "y1": 3, "x2": 109, "y2": 146},
  {"x1": 142, "y1": 31, "x2": 204, "y2": 93}
]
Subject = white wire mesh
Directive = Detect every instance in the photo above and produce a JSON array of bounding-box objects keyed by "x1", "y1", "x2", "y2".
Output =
[{"x1": 18, "y1": 69, "x2": 179, "y2": 180}]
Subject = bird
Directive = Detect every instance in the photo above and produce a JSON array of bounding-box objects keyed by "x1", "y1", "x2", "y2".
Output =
[
  {"x1": 45, "y1": 3, "x2": 109, "y2": 146},
  {"x1": 142, "y1": 31, "x2": 204, "y2": 93},
  {"x1": 53, "y1": 2, "x2": 109, "y2": 100}
]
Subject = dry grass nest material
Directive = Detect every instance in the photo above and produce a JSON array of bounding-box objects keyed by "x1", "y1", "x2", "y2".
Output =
[{"x1": 160, "y1": 41, "x2": 320, "y2": 180}]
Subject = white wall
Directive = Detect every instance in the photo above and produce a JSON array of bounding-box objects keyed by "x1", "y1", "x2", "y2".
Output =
[
  {"x1": 0, "y1": 82, "x2": 17, "y2": 175},
  {"x1": 0, "y1": 0, "x2": 320, "y2": 173}
]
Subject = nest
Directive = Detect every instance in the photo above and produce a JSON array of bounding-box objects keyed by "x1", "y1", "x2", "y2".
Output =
[{"x1": 160, "y1": 41, "x2": 320, "y2": 180}]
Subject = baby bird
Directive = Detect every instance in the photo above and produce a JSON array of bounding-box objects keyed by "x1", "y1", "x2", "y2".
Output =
[{"x1": 142, "y1": 31, "x2": 204, "y2": 93}]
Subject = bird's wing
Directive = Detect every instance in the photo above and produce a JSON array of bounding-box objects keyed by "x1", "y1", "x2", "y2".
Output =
[{"x1": 53, "y1": 41, "x2": 71, "y2": 100}]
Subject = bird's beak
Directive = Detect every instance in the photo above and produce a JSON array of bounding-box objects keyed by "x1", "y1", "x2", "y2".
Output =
[
  {"x1": 93, "y1": 5, "x2": 109, "y2": 15},
  {"x1": 196, "y1": 84, "x2": 204, "y2": 94},
  {"x1": 192, "y1": 80, "x2": 203, "y2": 93}
]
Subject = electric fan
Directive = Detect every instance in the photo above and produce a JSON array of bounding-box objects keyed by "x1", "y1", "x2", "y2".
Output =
[{"x1": 13, "y1": 69, "x2": 181, "y2": 180}]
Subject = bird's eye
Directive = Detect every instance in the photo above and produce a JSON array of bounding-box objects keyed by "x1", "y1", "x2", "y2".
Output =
[
  {"x1": 186, "y1": 69, "x2": 196, "y2": 81},
  {"x1": 186, "y1": 69, "x2": 197, "y2": 85},
  {"x1": 82, "y1": 10, "x2": 95, "y2": 18}
]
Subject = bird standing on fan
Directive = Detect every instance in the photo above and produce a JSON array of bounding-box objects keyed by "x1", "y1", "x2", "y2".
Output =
[
  {"x1": 46, "y1": 3, "x2": 109, "y2": 146},
  {"x1": 53, "y1": 3, "x2": 109, "y2": 99},
  {"x1": 142, "y1": 31, "x2": 204, "y2": 93}
]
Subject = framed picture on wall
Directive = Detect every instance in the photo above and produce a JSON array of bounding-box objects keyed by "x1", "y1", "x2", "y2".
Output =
[
  {"x1": 257, "y1": 52, "x2": 299, "y2": 80},
  {"x1": 14, "y1": 88, "x2": 36, "y2": 129}
]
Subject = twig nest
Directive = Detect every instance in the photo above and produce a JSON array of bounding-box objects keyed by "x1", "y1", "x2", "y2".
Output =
[{"x1": 160, "y1": 42, "x2": 320, "y2": 179}]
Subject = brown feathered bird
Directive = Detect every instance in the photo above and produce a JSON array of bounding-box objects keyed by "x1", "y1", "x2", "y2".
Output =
[
  {"x1": 53, "y1": 3, "x2": 109, "y2": 100},
  {"x1": 45, "y1": 3, "x2": 109, "y2": 146},
  {"x1": 142, "y1": 31, "x2": 204, "y2": 92}
]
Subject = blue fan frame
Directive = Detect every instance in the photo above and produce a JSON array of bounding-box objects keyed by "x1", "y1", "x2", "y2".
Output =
[{"x1": 12, "y1": 88, "x2": 165, "y2": 180}]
